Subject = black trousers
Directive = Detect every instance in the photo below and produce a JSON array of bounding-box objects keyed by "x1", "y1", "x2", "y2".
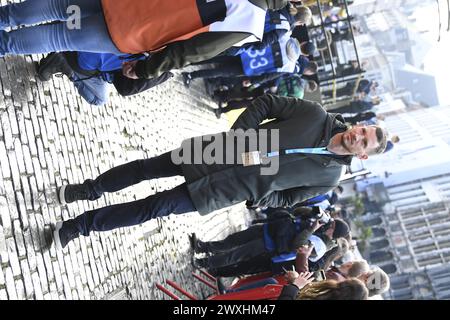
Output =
[
  {"x1": 204, "y1": 225, "x2": 273, "y2": 277},
  {"x1": 215, "y1": 88, "x2": 266, "y2": 114},
  {"x1": 189, "y1": 56, "x2": 244, "y2": 80},
  {"x1": 209, "y1": 253, "x2": 273, "y2": 278},
  {"x1": 205, "y1": 225, "x2": 264, "y2": 253},
  {"x1": 330, "y1": 101, "x2": 372, "y2": 114},
  {"x1": 69, "y1": 152, "x2": 196, "y2": 236},
  {"x1": 343, "y1": 111, "x2": 376, "y2": 125},
  {"x1": 323, "y1": 82, "x2": 353, "y2": 98}
]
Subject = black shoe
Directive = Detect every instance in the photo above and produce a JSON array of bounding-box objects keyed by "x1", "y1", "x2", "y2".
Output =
[
  {"x1": 43, "y1": 225, "x2": 54, "y2": 250},
  {"x1": 57, "y1": 183, "x2": 90, "y2": 205},
  {"x1": 192, "y1": 257, "x2": 209, "y2": 270},
  {"x1": 189, "y1": 233, "x2": 209, "y2": 253},
  {"x1": 53, "y1": 221, "x2": 80, "y2": 250},
  {"x1": 182, "y1": 72, "x2": 192, "y2": 88},
  {"x1": 37, "y1": 52, "x2": 74, "y2": 82},
  {"x1": 188, "y1": 233, "x2": 197, "y2": 252},
  {"x1": 214, "y1": 108, "x2": 222, "y2": 119}
]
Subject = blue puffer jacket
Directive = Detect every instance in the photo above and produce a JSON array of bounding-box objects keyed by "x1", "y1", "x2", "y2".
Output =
[
  {"x1": 66, "y1": 52, "x2": 174, "y2": 96},
  {"x1": 77, "y1": 52, "x2": 146, "y2": 72}
]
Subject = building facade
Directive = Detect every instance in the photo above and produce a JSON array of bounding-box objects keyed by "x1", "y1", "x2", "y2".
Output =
[{"x1": 349, "y1": 105, "x2": 450, "y2": 299}]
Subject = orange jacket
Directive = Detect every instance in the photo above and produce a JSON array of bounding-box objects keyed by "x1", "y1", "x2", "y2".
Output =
[{"x1": 101, "y1": 0, "x2": 266, "y2": 54}]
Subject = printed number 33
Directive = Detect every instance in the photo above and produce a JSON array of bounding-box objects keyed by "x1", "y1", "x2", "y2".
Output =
[{"x1": 247, "y1": 48, "x2": 268, "y2": 70}]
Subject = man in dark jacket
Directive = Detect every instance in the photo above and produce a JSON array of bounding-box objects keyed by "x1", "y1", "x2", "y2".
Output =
[
  {"x1": 46, "y1": 94, "x2": 388, "y2": 250},
  {"x1": 36, "y1": 51, "x2": 174, "y2": 106}
]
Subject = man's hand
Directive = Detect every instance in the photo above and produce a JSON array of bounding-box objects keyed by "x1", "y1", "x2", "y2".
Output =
[
  {"x1": 122, "y1": 61, "x2": 139, "y2": 79},
  {"x1": 291, "y1": 272, "x2": 315, "y2": 290},
  {"x1": 284, "y1": 270, "x2": 299, "y2": 283}
]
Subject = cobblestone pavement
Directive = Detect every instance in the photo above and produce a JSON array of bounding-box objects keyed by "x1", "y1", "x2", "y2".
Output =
[{"x1": 0, "y1": 50, "x2": 252, "y2": 298}]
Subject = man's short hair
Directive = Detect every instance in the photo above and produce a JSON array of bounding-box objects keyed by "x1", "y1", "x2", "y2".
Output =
[
  {"x1": 347, "y1": 261, "x2": 370, "y2": 278},
  {"x1": 368, "y1": 126, "x2": 388, "y2": 155}
]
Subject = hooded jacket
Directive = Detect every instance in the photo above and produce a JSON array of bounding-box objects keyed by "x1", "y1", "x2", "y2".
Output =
[{"x1": 177, "y1": 94, "x2": 352, "y2": 215}]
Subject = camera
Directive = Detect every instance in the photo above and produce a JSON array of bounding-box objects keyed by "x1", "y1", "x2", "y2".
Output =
[
  {"x1": 316, "y1": 207, "x2": 333, "y2": 225},
  {"x1": 291, "y1": 206, "x2": 335, "y2": 231},
  {"x1": 308, "y1": 207, "x2": 334, "y2": 227}
]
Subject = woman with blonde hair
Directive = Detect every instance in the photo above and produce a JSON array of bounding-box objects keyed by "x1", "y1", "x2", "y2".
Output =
[
  {"x1": 298, "y1": 278, "x2": 368, "y2": 300},
  {"x1": 278, "y1": 272, "x2": 368, "y2": 300}
]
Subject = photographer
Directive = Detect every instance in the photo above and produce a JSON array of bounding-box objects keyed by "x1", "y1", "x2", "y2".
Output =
[{"x1": 191, "y1": 207, "x2": 350, "y2": 277}]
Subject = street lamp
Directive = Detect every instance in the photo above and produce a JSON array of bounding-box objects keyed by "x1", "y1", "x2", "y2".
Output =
[{"x1": 435, "y1": 0, "x2": 450, "y2": 41}]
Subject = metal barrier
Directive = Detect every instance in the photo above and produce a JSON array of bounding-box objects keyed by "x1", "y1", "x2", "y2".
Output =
[{"x1": 155, "y1": 270, "x2": 286, "y2": 300}]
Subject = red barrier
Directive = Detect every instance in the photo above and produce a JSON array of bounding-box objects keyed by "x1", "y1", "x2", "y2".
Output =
[
  {"x1": 155, "y1": 283, "x2": 181, "y2": 300},
  {"x1": 199, "y1": 269, "x2": 217, "y2": 282},
  {"x1": 166, "y1": 280, "x2": 198, "y2": 300},
  {"x1": 208, "y1": 284, "x2": 283, "y2": 300},
  {"x1": 192, "y1": 272, "x2": 217, "y2": 290}
]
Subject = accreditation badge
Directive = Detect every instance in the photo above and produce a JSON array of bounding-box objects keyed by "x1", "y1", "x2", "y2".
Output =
[{"x1": 241, "y1": 151, "x2": 261, "y2": 166}]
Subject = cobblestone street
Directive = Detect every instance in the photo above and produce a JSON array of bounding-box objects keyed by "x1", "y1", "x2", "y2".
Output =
[{"x1": 0, "y1": 49, "x2": 250, "y2": 300}]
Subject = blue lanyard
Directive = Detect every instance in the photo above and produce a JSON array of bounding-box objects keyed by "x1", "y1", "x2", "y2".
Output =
[{"x1": 265, "y1": 147, "x2": 334, "y2": 158}]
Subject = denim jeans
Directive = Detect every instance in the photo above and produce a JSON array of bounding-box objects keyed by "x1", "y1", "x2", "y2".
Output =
[
  {"x1": 0, "y1": 0, "x2": 121, "y2": 56},
  {"x1": 71, "y1": 72, "x2": 110, "y2": 106},
  {"x1": 68, "y1": 152, "x2": 196, "y2": 236}
]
